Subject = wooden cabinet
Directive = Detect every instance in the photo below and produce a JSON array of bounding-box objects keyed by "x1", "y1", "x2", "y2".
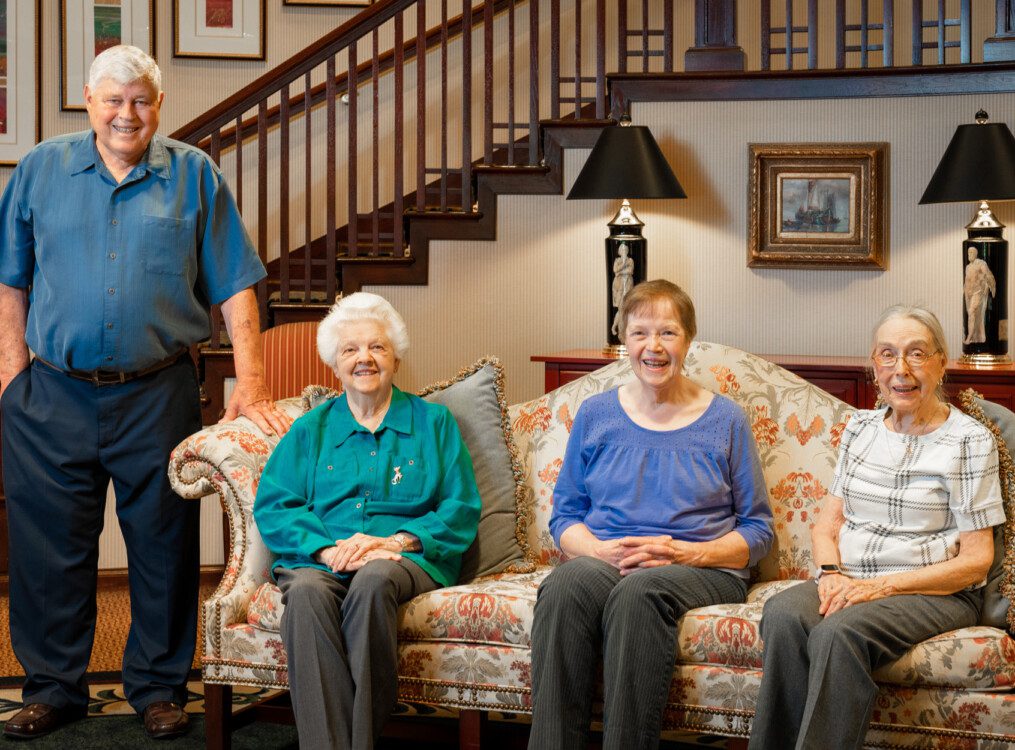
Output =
[{"x1": 531, "y1": 350, "x2": 1015, "y2": 410}]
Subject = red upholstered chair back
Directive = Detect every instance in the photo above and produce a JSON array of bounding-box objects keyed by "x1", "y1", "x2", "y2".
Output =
[{"x1": 262, "y1": 321, "x2": 343, "y2": 400}]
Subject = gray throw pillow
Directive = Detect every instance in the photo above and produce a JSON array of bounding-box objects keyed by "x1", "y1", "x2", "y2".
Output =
[
  {"x1": 419, "y1": 358, "x2": 531, "y2": 581},
  {"x1": 971, "y1": 397, "x2": 1013, "y2": 629}
]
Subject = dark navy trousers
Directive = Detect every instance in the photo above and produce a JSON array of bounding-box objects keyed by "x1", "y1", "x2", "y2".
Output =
[{"x1": 1, "y1": 357, "x2": 202, "y2": 713}]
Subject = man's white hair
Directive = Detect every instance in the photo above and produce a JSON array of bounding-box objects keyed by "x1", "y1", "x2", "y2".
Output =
[
  {"x1": 87, "y1": 45, "x2": 162, "y2": 93},
  {"x1": 317, "y1": 292, "x2": 410, "y2": 366}
]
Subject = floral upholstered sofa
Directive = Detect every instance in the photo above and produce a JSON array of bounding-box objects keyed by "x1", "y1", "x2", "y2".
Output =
[{"x1": 169, "y1": 344, "x2": 1015, "y2": 749}]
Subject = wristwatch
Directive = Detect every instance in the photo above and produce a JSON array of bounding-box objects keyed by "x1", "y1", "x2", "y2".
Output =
[
  {"x1": 816, "y1": 563, "x2": 842, "y2": 580},
  {"x1": 392, "y1": 532, "x2": 414, "y2": 552}
]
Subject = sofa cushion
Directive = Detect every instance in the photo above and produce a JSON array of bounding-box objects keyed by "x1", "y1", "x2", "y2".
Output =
[
  {"x1": 246, "y1": 569, "x2": 549, "y2": 647},
  {"x1": 957, "y1": 392, "x2": 1015, "y2": 632},
  {"x1": 418, "y1": 358, "x2": 531, "y2": 580},
  {"x1": 673, "y1": 580, "x2": 1015, "y2": 690}
]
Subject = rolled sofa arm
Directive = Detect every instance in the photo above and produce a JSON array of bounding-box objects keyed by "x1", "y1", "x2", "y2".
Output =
[{"x1": 168, "y1": 397, "x2": 304, "y2": 625}]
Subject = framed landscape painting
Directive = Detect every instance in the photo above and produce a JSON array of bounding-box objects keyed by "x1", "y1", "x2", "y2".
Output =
[
  {"x1": 173, "y1": 0, "x2": 265, "y2": 60},
  {"x1": 0, "y1": 0, "x2": 41, "y2": 165},
  {"x1": 61, "y1": 1, "x2": 155, "y2": 111},
  {"x1": 748, "y1": 142, "x2": 889, "y2": 269}
]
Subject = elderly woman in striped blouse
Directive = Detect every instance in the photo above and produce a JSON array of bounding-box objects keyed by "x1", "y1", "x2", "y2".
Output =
[{"x1": 750, "y1": 304, "x2": 1004, "y2": 750}]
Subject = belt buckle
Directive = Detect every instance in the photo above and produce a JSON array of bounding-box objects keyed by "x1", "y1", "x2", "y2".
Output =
[{"x1": 91, "y1": 370, "x2": 127, "y2": 386}]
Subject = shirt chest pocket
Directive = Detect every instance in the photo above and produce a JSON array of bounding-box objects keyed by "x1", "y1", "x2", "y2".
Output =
[
  {"x1": 369, "y1": 455, "x2": 429, "y2": 514},
  {"x1": 312, "y1": 457, "x2": 359, "y2": 508},
  {"x1": 141, "y1": 215, "x2": 195, "y2": 276}
]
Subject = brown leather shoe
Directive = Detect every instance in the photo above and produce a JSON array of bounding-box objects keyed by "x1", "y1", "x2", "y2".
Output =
[
  {"x1": 3, "y1": 703, "x2": 81, "y2": 739},
  {"x1": 142, "y1": 701, "x2": 190, "y2": 739}
]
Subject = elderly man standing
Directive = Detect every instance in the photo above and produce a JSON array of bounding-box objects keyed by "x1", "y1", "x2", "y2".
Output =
[{"x1": 0, "y1": 45, "x2": 291, "y2": 740}]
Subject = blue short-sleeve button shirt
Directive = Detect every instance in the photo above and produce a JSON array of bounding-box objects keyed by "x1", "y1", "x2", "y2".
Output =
[{"x1": 0, "y1": 131, "x2": 266, "y2": 371}]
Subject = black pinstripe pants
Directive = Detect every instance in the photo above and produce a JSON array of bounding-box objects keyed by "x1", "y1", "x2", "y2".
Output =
[{"x1": 528, "y1": 556, "x2": 747, "y2": 750}]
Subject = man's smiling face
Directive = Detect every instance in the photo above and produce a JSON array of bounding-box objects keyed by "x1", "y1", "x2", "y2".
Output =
[{"x1": 84, "y1": 78, "x2": 163, "y2": 171}]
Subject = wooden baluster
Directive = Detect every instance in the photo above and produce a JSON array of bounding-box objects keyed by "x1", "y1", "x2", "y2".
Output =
[
  {"x1": 417, "y1": 0, "x2": 426, "y2": 211},
  {"x1": 784, "y1": 0, "x2": 794, "y2": 70},
  {"x1": 761, "y1": 0, "x2": 772, "y2": 70},
  {"x1": 463, "y1": 0, "x2": 473, "y2": 207},
  {"x1": 508, "y1": 0, "x2": 516, "y2": 164},
  {"x1": 440, "y1": 0, "x2": 448, "y2": 211},
  {"x1": 937, "y1": 0, "x2": 945, "y2": 65},
  {"x1": 304, "y1": 71, "x2": 313, "y2": 300},
  {"x1": 372, "y1": 28, "x2": 380, "y2": 253},
  {"x1": 985, "y1": 0, "x2": 1015, "y2": 61},
  {"x1": 911, "y1": 0, "x2": 923, "y2": 65},
  {"x1": 618, "y1": 0, "x2": 628, "y2": 72},
  {"x1": 528, "y1": 0, "x2": 538, "y2": 165},
  {"x1": 235, "y1": 115, "x2": 243, "y2": 213},
  {"x1": 663, "y1": 0, "x2": 674, "y2": 72},
  {"x1": 807, "y1": 0, "x2": 818, "y2": 69},
  {"x1": 257, "y1": 101, "x2": 268, "y2": 326},
  {"x1": 484, "y1": 0, "x2": 493, "y2": 164},
  {"x1": 835, "y1": 0, "x2": 845, "y2": 68},
  {"x1": 394, "y1": 12, "x2": 404, "y2": 250},
  {"x1": 596, "y1": 0, "x2": 605, "y2": 117},
  {"x1": 883, "y1": 0, "x2": 894, "y2": 66},
  {"x1": 551, "y1": 0, "x2": 560, "y2": 119},
  {"x1": 327, "y1": 54, "x2": 338, "y2": 298},
  {"x1": 960, "y1": 0, "x2": 971, "y2": 63},
  {"x1": 279, "y1": 84, "x2": 290, "y2": 303},
  {"x1": 573, "y1": 0, "x2": 582, "y2": 113},
  {"x1": 637, "y1": 0, "x2": 645, "y2": 72}
]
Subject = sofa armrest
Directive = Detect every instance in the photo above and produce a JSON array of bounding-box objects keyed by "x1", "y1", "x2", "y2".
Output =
[{"x1": 168, "y1": 398, "x2": 303, "y2": 623}]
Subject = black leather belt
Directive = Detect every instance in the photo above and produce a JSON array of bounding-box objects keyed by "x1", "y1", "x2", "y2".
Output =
[{"x1": 34, "y1": 349, "x2": 189, "y2": 386}]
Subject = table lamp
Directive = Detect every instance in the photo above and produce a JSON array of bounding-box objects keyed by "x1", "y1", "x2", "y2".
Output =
[
  {"x1": 567, "y1": 116, "x2": 686, "y2": 356},
  {"x1": 920, "y1": 110, "x2": 1015, "y2": 365}
]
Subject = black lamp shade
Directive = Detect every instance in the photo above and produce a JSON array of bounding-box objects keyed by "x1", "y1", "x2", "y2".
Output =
[
  {"x1": 920, "y1": 121, "x2": 1015, "y2": 204},
  {"x1": 567, "y1": 125, "x2": 687, "y2": 200}
]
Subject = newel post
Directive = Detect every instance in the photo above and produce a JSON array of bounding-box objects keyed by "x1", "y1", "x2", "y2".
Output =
[
  {"x1": 684, "y1": 0, "x2": 746, "y2": 71},
  {"x1": 985, "y1": 0, "x2": 1015, "y2": 61}
]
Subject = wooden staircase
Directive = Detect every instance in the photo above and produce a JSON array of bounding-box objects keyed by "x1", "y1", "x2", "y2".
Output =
[{"x1": 172, "y1": 0, "x2": 1015, "y2": 422}]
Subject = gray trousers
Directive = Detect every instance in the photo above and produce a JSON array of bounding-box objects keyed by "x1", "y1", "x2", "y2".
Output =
[
  {"x1": 528, "y1": 556, "x2": 748, "y2": 750},
  {"x1": 276, "y1": 559, "x2": 438, "y2": 750},
  {"x1": 748, "y1": 581, "x2": 981, "y2": 750}
]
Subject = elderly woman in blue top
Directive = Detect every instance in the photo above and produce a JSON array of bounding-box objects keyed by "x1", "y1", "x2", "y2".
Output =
[
  {"x1": 253, "y1": 292, "x2": 481, "y2": 749},
  {"x1": 528, "y1": 279, "x2": 774, "y2": 750},
  {"x1": 749, "y1": 305, "x2": 1003, "y2": 750}
]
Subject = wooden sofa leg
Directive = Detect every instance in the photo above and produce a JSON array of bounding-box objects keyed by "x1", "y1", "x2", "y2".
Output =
[
  {"x1": 203, "y1": 683, "x2": 233, "y2": 750},
  {"x1": 458, "y1": 709, "x2": 487, "y2": 750}
]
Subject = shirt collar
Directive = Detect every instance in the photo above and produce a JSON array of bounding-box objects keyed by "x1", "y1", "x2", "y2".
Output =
[
  {"x1": 330, "y1": 387, "x2": 414, "y2": 447},
  {"x1": 69, "y1": 132, "x2": 172, "y2": 180}
]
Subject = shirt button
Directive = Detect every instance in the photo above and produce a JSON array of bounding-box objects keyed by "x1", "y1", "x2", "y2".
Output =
[
  {"x1": 108, "y1": 288, "x2": 115, "y2": 295},
  {"x1": 106, "y1": 323, "x2": 113, "y2": 329},
  {"x1": 105, "y1": 356, "x2": 113, "y2": 361},
  {"x1": 111, "y1": 219, "x2": 118, "y2": 225},
  {"x1": 356, "y1": 503, "x2": 362, "y2": 509},
  {"x1": 109, "y1": 252, "x2": 117, "y2": 260},
  {"x1": 408, "y1": 459, "x2": 414, "y2": 465},
  {"x1": 370, "y1": 451, "x2": 376, "y2": 456},
  {"x1": 368, "y1": 467, "x2": 374, "y2": 472},
  {"x1": 327, "y1": 465, "x2": 333, "y2": 471},
  {"x1": 365, "y1": 491, "x2": 371, "y2": 496}
]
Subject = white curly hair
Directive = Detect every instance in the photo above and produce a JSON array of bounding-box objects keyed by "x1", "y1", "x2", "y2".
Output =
[{"x1": 317, "y1": 292, "x2": 410, "y2": 367}]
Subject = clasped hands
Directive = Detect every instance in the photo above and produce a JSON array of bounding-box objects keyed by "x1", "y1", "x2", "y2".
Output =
[
  {"x1": 817, "y1": 572, "x2": 893, "y2": 616},
  {"x1": 314, "y1": 532, "x2": 403, "y2": 573},
  {"x1": 592, "y1": 535, "x2": 697, "y2": 575}
]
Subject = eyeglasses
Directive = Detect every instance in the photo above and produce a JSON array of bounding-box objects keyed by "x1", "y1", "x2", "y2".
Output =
[{"x1": 872, "y1": 350, "x2": 940, "y2": 369}]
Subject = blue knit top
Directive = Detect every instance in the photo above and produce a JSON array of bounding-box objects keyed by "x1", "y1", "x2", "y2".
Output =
[{"x1": 550, "y1": 389, "x2": 774, "y2": 577}]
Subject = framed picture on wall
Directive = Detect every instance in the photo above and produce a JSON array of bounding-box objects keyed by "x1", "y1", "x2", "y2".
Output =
[
  {"x1": 0, "y1": 0, "x2": 42, "y2": 165},
  {"x1": 61, "y1": 0, "x2": 156, "y2": 111},
  {"x1": 748, "y1": 142, "x2": 889, "y2": 270},
  {"x1": 283, "y1": 0, "x2": 370, "y2": 6},
  {"x1": 173, "y1": 0, "x2": 266, "y2": 60}
]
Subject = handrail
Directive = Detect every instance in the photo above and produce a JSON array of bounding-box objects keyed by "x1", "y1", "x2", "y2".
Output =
[{"x1": 171, "y1": 0, "x2": 416, "y2": 143}]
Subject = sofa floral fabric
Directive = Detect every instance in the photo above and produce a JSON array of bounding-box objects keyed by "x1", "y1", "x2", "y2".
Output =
[{"x1": 168, "y1": 342, "x2": 1015, "y2": 747}]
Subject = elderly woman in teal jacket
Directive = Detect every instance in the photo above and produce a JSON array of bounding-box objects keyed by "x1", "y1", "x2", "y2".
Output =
[{"x1": 254, "y1": 292, "x2": 481, "y2": 750}]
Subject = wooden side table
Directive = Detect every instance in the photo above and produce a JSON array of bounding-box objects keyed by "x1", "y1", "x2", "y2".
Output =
[{"x1": 531, "y1": 349, "x2": 1015, "y2": 410}]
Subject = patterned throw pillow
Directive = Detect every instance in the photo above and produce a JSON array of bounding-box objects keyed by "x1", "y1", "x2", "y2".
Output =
[{"x1": 299, "y1": 356, "x2": 532, "y2": 582}]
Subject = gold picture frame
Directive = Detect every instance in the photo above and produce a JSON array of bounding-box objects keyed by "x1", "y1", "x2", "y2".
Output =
[{"x1": 748, "y1": 142, "x2": 889, "y2": 269}]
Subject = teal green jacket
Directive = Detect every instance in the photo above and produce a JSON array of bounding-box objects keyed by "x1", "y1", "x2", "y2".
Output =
[{"x1": 253, "y1": 387, "x2": 481, "y2": 587}]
